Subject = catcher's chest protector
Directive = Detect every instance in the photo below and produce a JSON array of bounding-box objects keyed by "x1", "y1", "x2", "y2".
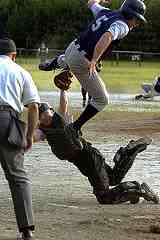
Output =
[{"x1": 41, "y1": 112, "x2": 82, "y2": 160}]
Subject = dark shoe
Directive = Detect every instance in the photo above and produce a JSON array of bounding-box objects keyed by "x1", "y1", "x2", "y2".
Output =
[
  {"x1": 126, "y1": 137, "x2": 152, "y2": 154},
  {"x1": 18, "y1": 230, "x2": 33, "y2": 240},
  {"x1": 141, "y1": 182, "x2": 159, "y2": 204},
  {"x1": 39, "y1": 57, "x2": 59, "y2": 71},
  {"x1": 135, "y1": 94, "x2": 144, "y2": 100}
]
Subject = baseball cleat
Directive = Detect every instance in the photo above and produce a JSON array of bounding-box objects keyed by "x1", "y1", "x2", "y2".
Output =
[
  {"x1": 39, "y1": 57, "x2": 59, "y2": 71},
  {"x1": 126, "y1": 137, "x2": 152, "y2": 154},
  {"x1": 141, "y1": 182, "x2": 159, "y2": 204},
  {"x1": 135, "y1": 94, "x2": 144, "y2": 100},
  {"x1": 17, "y1": 230, "x2": 33, "y2": 240}
]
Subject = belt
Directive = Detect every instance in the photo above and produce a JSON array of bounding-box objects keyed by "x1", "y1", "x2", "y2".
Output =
[
  {"x1": 0, "y1": 105, "x2": 19, "y2": 118},
  {"x1": 74, "y1": 40, "x2": 90, "y2": 60},
  {"x1": 0, "y1": 105, "x2": 13, "y2": 111}
]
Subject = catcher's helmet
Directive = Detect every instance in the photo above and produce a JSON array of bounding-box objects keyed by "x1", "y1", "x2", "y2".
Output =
[
  {"x1": 120, "y1": 0, "x2": 147, "y2": 23},
  {"x1": 39, "y1": 102, "x2": 53, "y2": 115}
]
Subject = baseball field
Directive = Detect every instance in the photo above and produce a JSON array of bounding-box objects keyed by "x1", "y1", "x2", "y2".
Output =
[
  {"x1": 1, "y1": 59, "x2": 160, "y2": 240},
  {"x1": 17, "y1": 58, "x2": 160, "y2": 93}
]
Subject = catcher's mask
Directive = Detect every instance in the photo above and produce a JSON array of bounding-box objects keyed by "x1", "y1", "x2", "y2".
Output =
[{"x1": 39, "y1": 102, "x2": 53, "y2": 116}]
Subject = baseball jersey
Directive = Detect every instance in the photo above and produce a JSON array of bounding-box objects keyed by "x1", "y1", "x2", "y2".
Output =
[
  {"x1": 77, "y1": 4, "x2": 129, "y2": 60},
  {"x1": 0, "y1": 55, "x2": 40, "y2": 113}
]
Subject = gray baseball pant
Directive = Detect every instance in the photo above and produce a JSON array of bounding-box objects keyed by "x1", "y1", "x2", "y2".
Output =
[
  {"x1": 0, "y1": 111, "x2": 34, "y2": 232},
  {"x1": 64, "y1": 40, "x2": 109, "y2": 111}
]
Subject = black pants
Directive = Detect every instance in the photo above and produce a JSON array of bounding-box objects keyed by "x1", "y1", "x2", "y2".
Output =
[{"x1": 69, "y1": 139, "x2": 143, "y2": 204}]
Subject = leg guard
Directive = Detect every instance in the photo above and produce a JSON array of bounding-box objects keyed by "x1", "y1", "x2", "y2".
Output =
[
  {"x1": 95, "y1": 181, "x2": 141, "y2": 204},
  {"x1": 110, "y1": 137, "x2": 151, "y2": 186}
]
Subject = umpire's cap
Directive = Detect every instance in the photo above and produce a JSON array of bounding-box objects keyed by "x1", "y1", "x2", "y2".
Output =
[
  {"x1": 120, "y1": 0, "x2": 147, "y2": 23},
  {"x1": 0, "y1": 38, "x2": 16, "y2": 55},
  {"x1": 39, "y1": 102, "x2": 53, "y2": 116}
]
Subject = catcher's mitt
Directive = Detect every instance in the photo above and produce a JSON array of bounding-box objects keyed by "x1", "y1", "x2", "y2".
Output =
[{"x1": 54, "y1": 70, "x2": 73, "y2": 90}]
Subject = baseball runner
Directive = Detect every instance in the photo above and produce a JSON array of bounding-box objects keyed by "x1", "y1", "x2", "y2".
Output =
[
  {"x1": 34, "y1": 79, "x2": 159, "y2": 205},
  {"x1": 135, "y1": 75, "x2": 160, "y2": 100},
  {"x1": 39, "y1": 0, "x2": 104, "y2": 108},
  {"x1": 39, "y1": 0, "x2": 147, "y2": 135}
]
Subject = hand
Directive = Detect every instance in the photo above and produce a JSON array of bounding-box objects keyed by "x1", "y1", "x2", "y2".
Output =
[
  {"x1": 89, "y1": 60, "x2": 97, "y2": 76},
  {"x1": 25, "y1": 136, "x2": 33, "y2": 152}
]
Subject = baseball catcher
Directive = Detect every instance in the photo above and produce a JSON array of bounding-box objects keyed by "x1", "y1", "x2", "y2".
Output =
[{"x1": 34, "y1": 90, "x2": 159, "y2": 204}]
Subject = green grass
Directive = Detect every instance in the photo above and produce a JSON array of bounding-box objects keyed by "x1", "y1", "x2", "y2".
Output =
[{"x1": 16, "y1": 57, "x2": 160, "y2": 93}]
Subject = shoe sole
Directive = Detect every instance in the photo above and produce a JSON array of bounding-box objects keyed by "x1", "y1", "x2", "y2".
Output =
[
  {"x1": 126, "y1": 137, "x2": 152, "y2": 151},
  {"x1": 141, "y1": 182, "x2": 159, "y2": 204}
]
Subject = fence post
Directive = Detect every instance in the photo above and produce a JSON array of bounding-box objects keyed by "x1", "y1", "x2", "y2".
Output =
[
  {"x1": 116, "y1": 52, "x2": 119, "y2": 66},
  {"x1": 38, "y1": 42, "x2": 48, "y2": 63}
]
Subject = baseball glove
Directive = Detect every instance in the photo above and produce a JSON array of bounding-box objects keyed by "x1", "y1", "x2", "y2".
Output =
[{"x1": 53, "y1": 70, "x2": 73, "y2": 90}]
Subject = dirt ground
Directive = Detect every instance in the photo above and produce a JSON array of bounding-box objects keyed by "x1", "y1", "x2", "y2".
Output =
[{"x1": 1, "y1": 111, "x2": 160, "y2": 240}]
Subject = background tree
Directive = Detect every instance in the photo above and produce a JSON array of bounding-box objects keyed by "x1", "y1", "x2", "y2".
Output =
[{"x1": 0, "y1": 0, "x2": 159, "y2": 52}]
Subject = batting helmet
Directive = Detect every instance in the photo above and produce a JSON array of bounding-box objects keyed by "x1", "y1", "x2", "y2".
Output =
[{"x1": 120, "y1": 0, "x2": 147, "y2": 23}]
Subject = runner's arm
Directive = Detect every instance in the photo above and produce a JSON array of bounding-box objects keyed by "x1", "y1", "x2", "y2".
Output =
[{"x1": 88, "y1": 0, "x2": 111, "y2": 17}]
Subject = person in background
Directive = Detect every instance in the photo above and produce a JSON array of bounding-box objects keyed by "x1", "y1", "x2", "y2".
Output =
[
  {"x1": 0, "y1": 38, "x2": 40, "y2": 240},
  {"x1": 135, "y1": 75, "x2": 160, "y2": 100}
]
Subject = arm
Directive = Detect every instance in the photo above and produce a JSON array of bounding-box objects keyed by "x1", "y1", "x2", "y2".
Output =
[
  {"x1": 88, "y1": 0, "x2": 111, "y2": 17},
  {"x1": 88, "y1": 0, "x2": 111, "y2": 8},
  {"x1": 58, "y1": 90, "x2": 69, "y2": 117},
  {"x1": 89, "y1": 31, "x2": 113, "y2": 74},
  {"x1": 26, "y1": 102, "x2": 39, "y2": 151}
]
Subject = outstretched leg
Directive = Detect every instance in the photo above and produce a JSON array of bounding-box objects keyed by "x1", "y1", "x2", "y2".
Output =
[
  {"x1": 110, "y1": 137, "x2": 152, "y2": 186},
  {"x1": 68, "y1": 137, "x2": 157, "y2": 205},
  {"x1": 39, "y1": 53, "x2": 68, "y2": 71}
]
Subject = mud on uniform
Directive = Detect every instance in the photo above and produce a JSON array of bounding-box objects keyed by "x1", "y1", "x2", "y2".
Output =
[{"x1": 40, "y1": 112, "x2": 148, "y2": 204}]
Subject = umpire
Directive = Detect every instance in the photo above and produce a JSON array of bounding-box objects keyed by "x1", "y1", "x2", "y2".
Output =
[{"x1": 0, "y1": 38, "x2": 40, "y2": 240}]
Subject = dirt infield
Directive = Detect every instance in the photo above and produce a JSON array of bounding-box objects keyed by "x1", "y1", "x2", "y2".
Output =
[{"x1": 1, "y1": 111, "x2": 160, "y2": 240}]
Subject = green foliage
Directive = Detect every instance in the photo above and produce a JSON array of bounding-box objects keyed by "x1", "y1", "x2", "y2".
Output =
[{"x1": 0, "y1": 0, "x2": 159, "y2": 51}]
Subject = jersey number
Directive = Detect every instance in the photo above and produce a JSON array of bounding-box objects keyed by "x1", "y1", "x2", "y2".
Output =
[{"x1": 91, "y1": 15, "x2": 108, "y2": 32}]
